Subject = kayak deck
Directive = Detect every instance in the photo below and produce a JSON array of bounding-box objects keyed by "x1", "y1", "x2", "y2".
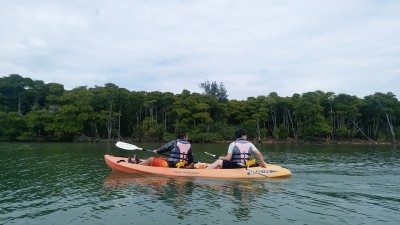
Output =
[{"x1": 104, "y1": 154, "x2": 291, "y2": 179}]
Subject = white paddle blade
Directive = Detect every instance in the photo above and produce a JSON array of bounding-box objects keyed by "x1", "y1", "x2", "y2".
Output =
[{"x1": 115, "y1": 142, "x2": 142, "y2": 150}]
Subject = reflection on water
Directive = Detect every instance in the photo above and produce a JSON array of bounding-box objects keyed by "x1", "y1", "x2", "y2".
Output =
[{"x1": 102, "y1": 172, "x2": 288, "y2": 221}]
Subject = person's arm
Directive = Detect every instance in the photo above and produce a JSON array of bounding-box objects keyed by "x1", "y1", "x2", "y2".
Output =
[
  {"x1": 187, "y1": 148, "x2": 194, "y2": 164},
  {"x1": 219, "y1": 153, "x2": 232, "y2": 161},
  {"x1": 218, "y1": 143, "x2": 234, "y2": 160},
  {"x1": 254, "y1": 150, "x2": 267, "y2": 167},
  {"x1": 156, "y1": 140, "x2": 175, "y2": 154}
]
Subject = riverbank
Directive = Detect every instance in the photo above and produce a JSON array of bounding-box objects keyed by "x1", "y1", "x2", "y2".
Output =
[
  {"x1": 258, "y1": 137, "x2": 398, "y2": 145},
  {"x1": 73, "y1": 136, "x2": 398, "y2": 145},
  {"x1": 2, "y1": 135, "x2": 396, "y2": 145}
]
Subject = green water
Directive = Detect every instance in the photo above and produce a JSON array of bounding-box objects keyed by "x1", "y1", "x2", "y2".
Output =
[{"x1": 0, "y1": 142, "x2": 399, "y2": 225}]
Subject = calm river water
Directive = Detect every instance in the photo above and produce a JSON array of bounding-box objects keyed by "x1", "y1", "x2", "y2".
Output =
[{"x1": 0, "y1": 142, "x2": 399, "y2": 225}]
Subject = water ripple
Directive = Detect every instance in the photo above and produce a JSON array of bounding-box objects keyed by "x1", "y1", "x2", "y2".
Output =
[{"x1": 1, "y1": 143, "x2": 399, "y2": 224}]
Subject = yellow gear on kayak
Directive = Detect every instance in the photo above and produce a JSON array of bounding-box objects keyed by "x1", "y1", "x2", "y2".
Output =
[
  {"x1": 175, "y1": 161, "x2": 186, "y2": 168},
  {"x1": 246, "y1": 159, "x2": 256, "y2": 168}
]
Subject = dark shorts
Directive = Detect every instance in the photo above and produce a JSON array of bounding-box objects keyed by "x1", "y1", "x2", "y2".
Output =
[{"x1": 222, "y1": 160, "x2": 242, "y2": 169}]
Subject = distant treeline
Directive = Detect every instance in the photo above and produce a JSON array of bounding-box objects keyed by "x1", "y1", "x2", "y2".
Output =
[{"x1": 0, "y1": 74, "x2": 399, "y2": 143}]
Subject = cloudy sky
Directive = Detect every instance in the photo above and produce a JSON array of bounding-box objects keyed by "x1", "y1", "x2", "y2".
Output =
[{"x1": 1, "y1": 0, "x2": 399, "y2": 100}]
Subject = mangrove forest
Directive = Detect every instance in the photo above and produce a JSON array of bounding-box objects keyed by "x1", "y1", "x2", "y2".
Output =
[{"x1": 0, "y1": 74, "x2": 399, "y2": 144}]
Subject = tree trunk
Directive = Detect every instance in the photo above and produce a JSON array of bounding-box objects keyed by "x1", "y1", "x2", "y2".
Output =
[
  {"x1": 384, "y1": 112, "x2": 396, "y2": 142},
  {"x1": 255, "y1": 119, "x2": 261, "y2": 142},
  {"x1": 286, "y1": 108, "x2": 297, "y2": 139}
]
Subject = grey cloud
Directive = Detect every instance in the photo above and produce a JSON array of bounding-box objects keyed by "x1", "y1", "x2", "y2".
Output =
[{"x1": 1, "y1": 0, "x2": 399, "y2": 100}]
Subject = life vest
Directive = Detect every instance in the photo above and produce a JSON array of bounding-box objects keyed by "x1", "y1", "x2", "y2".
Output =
[
  {"x1": 231, "y1": 139, "x2": 253, "y2": 164},
  {"x1": 168, "y1": 139, "x2": 191, "y2": 165}
]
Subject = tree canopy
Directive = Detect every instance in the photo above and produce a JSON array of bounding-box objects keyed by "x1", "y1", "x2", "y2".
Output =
[{"x1": 1, "y1": 74, "x2": 399, "y2": 143}]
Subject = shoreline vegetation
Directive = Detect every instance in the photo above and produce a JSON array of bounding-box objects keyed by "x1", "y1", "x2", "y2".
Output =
[
  {"x1": 2, "y1": 135, "x2": 398, "y2": 145},
  {"x1": 1, "y1": 74, "x2": 399, "y2": 144},
  {"x1": 74, "y1": 136, "x2": 398, "y2": 145}
]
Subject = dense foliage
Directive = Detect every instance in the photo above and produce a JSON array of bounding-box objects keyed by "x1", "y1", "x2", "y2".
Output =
[{"x1": 1, "y1": 74, "x2": 399, "y2": 143}]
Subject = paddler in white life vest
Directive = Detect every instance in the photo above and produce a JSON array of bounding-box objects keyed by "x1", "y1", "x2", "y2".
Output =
[{"x1": 206, "y1": 129, "x2": 267, "y2": 169}]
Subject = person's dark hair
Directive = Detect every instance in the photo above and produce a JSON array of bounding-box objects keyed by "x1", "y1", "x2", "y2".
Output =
[
  {"x1": 178, "y1": 132, "x2": 187, "y2": 139},
  {"x1": 234, "y1": 129, "x2": 246, "y2": 138}
]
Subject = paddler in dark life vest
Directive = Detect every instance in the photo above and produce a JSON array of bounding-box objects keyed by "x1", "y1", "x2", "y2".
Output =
[{"x1": 130, "y1": 132, "x2": 194, "y2": 168}]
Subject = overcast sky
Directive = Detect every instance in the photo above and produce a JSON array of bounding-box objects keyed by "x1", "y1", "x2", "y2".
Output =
[{"x1": 1, "y1": 0, "x2": 399, "y2": 100}]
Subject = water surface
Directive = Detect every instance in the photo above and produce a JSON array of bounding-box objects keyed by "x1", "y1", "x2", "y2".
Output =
[{"x1": 0, "y1": 142, "x2": 399, "y2": 224}]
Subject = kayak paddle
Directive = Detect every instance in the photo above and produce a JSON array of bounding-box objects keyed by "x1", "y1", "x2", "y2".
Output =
[
  {"x1": 204, "y1": 151, "x2": 219, "y2": 159},
  {"x1": 115, "y1": 141, "x2": 169, "y2": 156},
  {"x1": 116, "y1": 141, "x2": 153, "y2": 152}
]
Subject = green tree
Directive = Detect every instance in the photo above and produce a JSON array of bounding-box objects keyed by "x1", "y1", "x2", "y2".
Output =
[
  {"x1": 227, "y1": 100, "x2": 249, "y2": 125},
  {"x1": 171, "y1": 90, "x2": 192, "y2": 133},
  {"x1": 331, "y1": 94, "x2": 363, "y2": 139},
  {"x1": 363, "y1": 92, "x2": 398, "y2": 142},
  {"x1": 199, "y1": 80, "x2": 228, "y2": 103},
  {"x1": 0, "y1": 112, "x2": 26, "y2": 140},
  {"x1": 90, "y1": 84, "x2": 124, "y2": 140},
  {"x1": 46, "y1": 87, "x2": 95, "y2": 140},
  {"x1": 247, "y1": 96, "x2": 270, "y2": 140},
  {"x1": 0, "y1": 74, "x2": 33, "y2": 115},
  {"x1": 273, "y1": 124, "x2": 289, "y2": 139},
  {"x1": 293, "y1": 91, "x2": 331, "y2": 138},
  {"x1": 24, "y1": 109, "x2": 54, "y2": 138}
]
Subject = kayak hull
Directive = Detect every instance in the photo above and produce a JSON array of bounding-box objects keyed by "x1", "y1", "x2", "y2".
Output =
[{"x1": 104, "y1": 154, "x2": 291, "y2": 179}]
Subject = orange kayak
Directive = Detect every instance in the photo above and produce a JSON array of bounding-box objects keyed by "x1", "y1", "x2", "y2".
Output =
[{"x1": 104, "y1": 154, "x2": 291, "y2": 179}]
